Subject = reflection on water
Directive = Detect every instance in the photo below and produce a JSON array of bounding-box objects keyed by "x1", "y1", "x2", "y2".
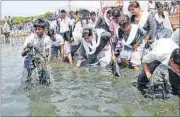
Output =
[{"x1": 1, "y1": 43, "x2": 180, "y2": 116}]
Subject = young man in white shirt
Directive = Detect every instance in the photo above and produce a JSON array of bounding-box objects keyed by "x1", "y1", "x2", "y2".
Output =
[
  {"x1": 48, "y1": 29, "x2": 64, "y2": 61},
  {"x1": 22, "y1": 19, "x2": 52, "y2": 64},
  {"x1": 58, "y1": 9, "x2": 73, "y2": 39},
  {"x1": 88, "y1": 11, "x2": 98, "y2": 29}
]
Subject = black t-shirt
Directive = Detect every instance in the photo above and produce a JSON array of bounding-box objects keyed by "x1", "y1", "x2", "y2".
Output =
[{"x1": 168, "y1": 68, "x2": 180, "y2": 95}]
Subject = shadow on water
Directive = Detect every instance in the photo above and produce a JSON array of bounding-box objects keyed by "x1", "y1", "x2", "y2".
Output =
[{"x1": 1, "y1": 44, "x2": 180, "y2": 116}]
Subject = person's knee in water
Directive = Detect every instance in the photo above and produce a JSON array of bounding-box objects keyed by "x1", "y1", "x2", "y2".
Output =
[
  {"x1": 48, "y1": 29, "x2": 64, "y2": 61},
  {"x1": 63, "y1": 30, "x2": 73, "y2": 65}
]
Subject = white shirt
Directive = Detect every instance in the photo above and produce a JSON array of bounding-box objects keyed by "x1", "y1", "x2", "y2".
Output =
[
  {"x1": 64, "y1": 41, "x2": 71, "y2": 54},
  {"x1": 50, "y1": 20, "x2": 57, "y2": 30},
  {"x1": 149, "y1": 2, "x2": 155, "y2": 9},
  {"x1": 51, "y1": 34, "x2": 64, "y2": 47},
  {"x1": 58, "y1": 17, "x2": 72, "y2": 33},
  {"x1": 142, "y1": 38, "x2": 179, "y2": 65},
  {"x1": 23, "y1": 33, "x2": 51, "y2": 55},
  {"x1": 71, "y1": 20, "x2": 86, "y2": 46},
  {"x1": 88, "y1": 19, "x2": 98, "y2": 29}
]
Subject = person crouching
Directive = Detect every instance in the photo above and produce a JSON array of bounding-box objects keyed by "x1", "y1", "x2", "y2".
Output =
[{"x1": 76, "y1": 28, "x2": 111, "y2": 67}]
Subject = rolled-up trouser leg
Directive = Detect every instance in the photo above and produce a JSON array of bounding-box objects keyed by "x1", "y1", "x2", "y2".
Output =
[{"x1": 137, "y1": 61, "x2": 161, "y2": 87}]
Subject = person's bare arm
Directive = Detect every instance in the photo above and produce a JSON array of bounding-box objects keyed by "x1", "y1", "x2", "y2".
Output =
[
  {"x1": 144, "y1": 63, "x2": 151, "y2": 80},
  {"x1": 68, "y1": 53, "x2": 73, "y2": 65}
]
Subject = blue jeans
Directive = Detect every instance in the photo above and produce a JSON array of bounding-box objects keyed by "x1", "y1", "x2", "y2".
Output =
[
  {"x1": 24, "y1": 56, "x2": 30, "y2": 70},
  {"x1": 51, "y1": 46, "x2": 60, "y2": 57}
]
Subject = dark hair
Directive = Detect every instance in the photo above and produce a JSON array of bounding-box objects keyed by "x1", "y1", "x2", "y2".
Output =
[
  {"x1": 90, "y1": 11, "x2": 96, "y2": 16},
  {"x1": 118, "y1": 15, "x2": 130, "y2": 27},
  {"x1": 45, "y1": 21, "x2": 50, "y2": 29},
  {"x1": 112, "y1": 8, "x2": 121, "y2": 17},
  {"x1": 107, "y1": 9, "x2": 112, "y2": 14},
  {"x1": 170, "y1": 48, "x2": 180, "y2": 66},
  {"x1": 82, "y1": 28, "x2": 93, "y2": 37},
  {"x1": 33, "y1": 18, "x2": 46, "y2": 29},
  {"x1": 156, "y1": 2, "x2": 165, "y2": 18},
  {"x1": 118, "y1": 15, "x2": 130, "y2": 38},
  {"x1": 48, "y1": 29, "x2": 55, "y2": 37},
  {"x1": 128, "y1": 4, "x2": 133, "y2": 11},
  {"x1": 76, "y1": 11, "x2": 79, "y2": 15},
  {"x1": 130, "y1": 1, "x2": 140, "y2": 8},
  {"x1": 61, "y1": 9, "x2": 66, "y2": 13},
  {"x1": 64, "y1": 30, "x2": 72, "y2": 41}
]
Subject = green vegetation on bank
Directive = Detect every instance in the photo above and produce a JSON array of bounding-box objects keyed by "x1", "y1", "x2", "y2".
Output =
[{"x1": 0, "y1": 12, "x2": 54, "y2": 25}]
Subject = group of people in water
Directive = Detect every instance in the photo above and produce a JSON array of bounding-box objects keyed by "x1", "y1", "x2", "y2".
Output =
[{"x1": 19, "y1": 1, "x2": 180, "y2": 98}]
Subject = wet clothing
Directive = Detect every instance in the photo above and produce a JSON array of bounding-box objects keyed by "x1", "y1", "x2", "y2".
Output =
[
  {"x1": 169, "y1": 68, "x2": 180, "y2": 95},
  {"x1": 138, "y1": 37, "x2": 179, "y2": 87},
  {"x1": 138, "y1": 61, "x2": 161, "y2": 86},
  {"x1": 78, "y1": 29, "x2": 111, "y2": 67},
  {"x1": 146, "y1": 64, "x2": 180, "y2": 95},
  {"x1": 23, "y1": 33, "x2": 51, "y2": 56},
  {"x1": 51, "y1": 34, "x2": 64, "y2": 57},
  {"x1": 119, "y1": 24, "x2": 146, "y2": 66}
]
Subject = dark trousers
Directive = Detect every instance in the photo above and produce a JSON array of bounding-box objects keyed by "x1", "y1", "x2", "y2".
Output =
[
  {"x1": 137, "y1": 61, "x2": 161, "y2": 87},
  {"x1": 71, "y1": 44, "x2": 81, "y2": 57}
]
